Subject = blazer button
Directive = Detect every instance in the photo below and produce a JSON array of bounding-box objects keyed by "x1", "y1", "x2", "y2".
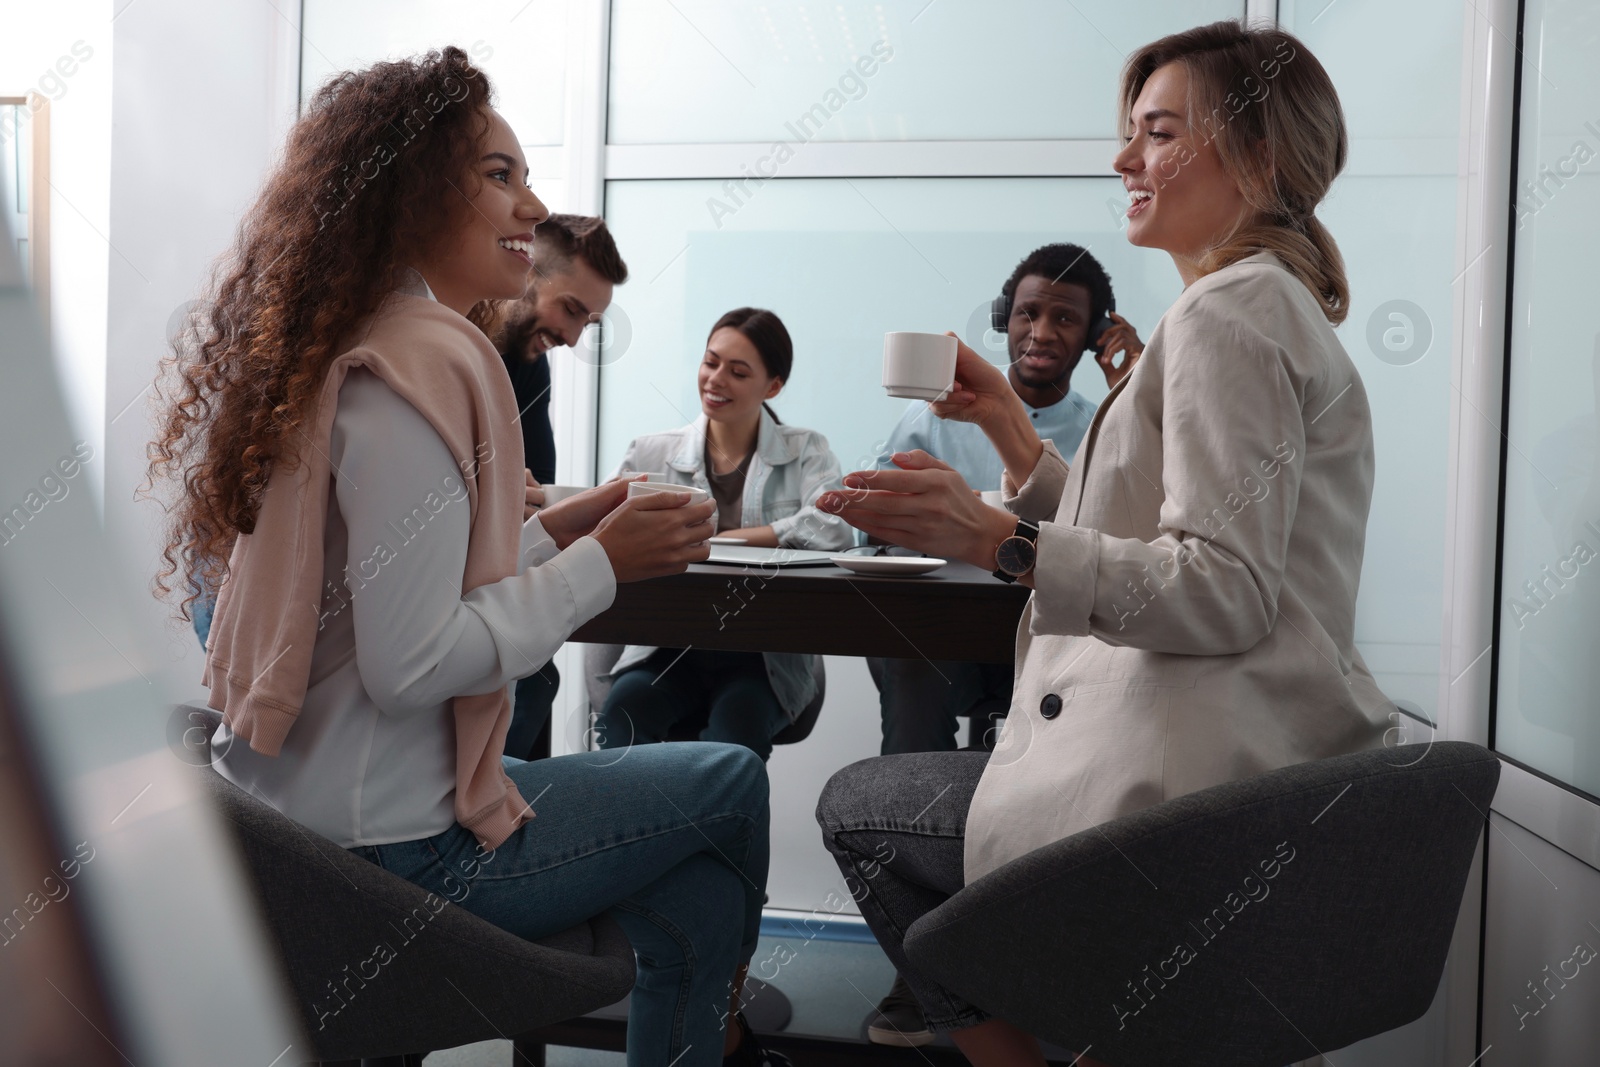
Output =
[{"x1": 1039, "y1": 693, "x2": 1063, "y2": 719}]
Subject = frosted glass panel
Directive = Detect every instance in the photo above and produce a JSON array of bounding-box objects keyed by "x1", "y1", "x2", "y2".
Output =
[
  {"x1": 1493, "y1": 0, "x2": 1600, "y2": 797},
  {"x1": 1276, "y1": 0, "x2": 1466, "y2": 721},
  {"x1": 598, "y1": 177, "x2": 1179, "y2": 479},
  {"x1": 607, "y1": 0, "x2": 1244, "y2": 144},
  {"x1": 599, "y1": 175, "x2": 1463, "y2": 718},
  {"x1": 1279, "y1": 0, "x2": 1461, "y2": 171},
  {"x1": 300, "y1": 0, "x2": 568, "y2": 146}
]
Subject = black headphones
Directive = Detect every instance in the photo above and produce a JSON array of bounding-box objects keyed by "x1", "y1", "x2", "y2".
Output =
[{"x1": 991, "y1": 282, "x2": 1116, "y2": 355}]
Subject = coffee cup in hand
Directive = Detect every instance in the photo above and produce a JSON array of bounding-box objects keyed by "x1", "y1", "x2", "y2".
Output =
[
  {"x1": 627, "y1": 481, "x2": 716, "y2": 535},
  {"x1": 883, "y1": 331, "x2": 958, "y2": 401},
  {"x1": 540, "y1": 485, "x2": 588, "y2": 505},
  {"x1": 626, "y1": 481, "x2": 711, "y2": 506}
]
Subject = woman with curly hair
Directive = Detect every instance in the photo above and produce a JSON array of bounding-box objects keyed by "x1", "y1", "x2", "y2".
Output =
[{"x1": 146, "y1": 47, "x2": 786, "y2": 1067}]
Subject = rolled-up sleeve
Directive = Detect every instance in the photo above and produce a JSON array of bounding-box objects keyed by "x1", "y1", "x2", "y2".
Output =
[
  {"x1": 771, "y1": 431, "x2": 854, "y2": 549},
  {"x1": 1002, "y1": 440, "x2": 1070, "y2": 523},
  {"x1": 1025, "y1": 298, "x2": 1306, "y2": 655}
]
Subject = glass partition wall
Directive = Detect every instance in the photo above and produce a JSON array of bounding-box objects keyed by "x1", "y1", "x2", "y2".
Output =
[
  {"x1": 299, "y1": 0, "x2": 572, "y2": 210},
  {"x1": 1479, "y1": 1, "x2": 1600, "y2": 1061},
  {"x1": 1493, "y1": 0, "x2": 1600, "y2": 802},
  {"x1": 600, "y1": 0, "x2": 1468, "y2": 732}
]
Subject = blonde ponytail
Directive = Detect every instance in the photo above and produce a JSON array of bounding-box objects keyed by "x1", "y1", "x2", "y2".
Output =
[
  {"x1": 1202, "y1": 213, "x2": 1349, "y2": 325},
  {"x1": 1121, "y1": 21, "x2": 1351, "y2": 325}
]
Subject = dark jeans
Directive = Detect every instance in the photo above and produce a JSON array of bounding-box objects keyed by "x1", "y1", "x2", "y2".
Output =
[
  {"x1": 815, "y1": 750, "x2": 992, "y2": 1031},
  {"x1": 597, "y1": 648, "x2": 790, "y2": 762},
  {"x1": 867, "y1": 658, "x2": 1011, "y2": 755},
  {"x1": 505, "y1": 660, "x2": 560, "y2": 761}
]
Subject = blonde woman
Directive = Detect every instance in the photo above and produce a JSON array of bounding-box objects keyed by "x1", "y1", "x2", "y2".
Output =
[{"x1": 815, "y1": 21, "x2": 1388, "y2": 1067}]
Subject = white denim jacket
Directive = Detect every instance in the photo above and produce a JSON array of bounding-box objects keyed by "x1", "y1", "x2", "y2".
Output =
[{"x1": 607, "y1": 409, "x2": 853, "y2": 717}]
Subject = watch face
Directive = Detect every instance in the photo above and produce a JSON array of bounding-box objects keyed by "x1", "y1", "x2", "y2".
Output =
[{"x1": 996, "y1": 535, "x2": 1036, "y2": 576}]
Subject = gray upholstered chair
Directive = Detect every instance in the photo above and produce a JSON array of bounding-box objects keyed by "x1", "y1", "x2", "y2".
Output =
[
  {"x1": 582, "y1": 643, "x2": 827, "y2": 746},
  {"x1": 182, "y1": 706, "x2": 634, "y2": 1066},
  {"x1": 903, "y1": 741, "x2": 1499, "y2": 1067}
]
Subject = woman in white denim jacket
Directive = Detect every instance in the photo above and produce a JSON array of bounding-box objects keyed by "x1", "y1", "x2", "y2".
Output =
[{"x1": 598, "y1": 308, "x2": 853, "y2": 760}]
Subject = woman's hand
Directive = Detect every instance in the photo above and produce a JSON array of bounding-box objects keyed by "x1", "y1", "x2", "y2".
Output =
[
  {"x1": 928, "y1": 334, "x2": 1024, "y2": 429},
  {"x1": 928, "y1": 334, "x2": 1045, "y2": 487},
  {"x1": 817, "y1": 450, "x2": 1018, "y2": 571},
  {"x1": 590, "y1": 493, "x2": 716, "y2": 583},
  {"x1": 1094, "y1": 311, "x2": 1144, "y2": 390},
  {"x1": 523, "y1": 469, "x2": 546, "y2": 521},
  {"x1": 536, "y1": 479, "x2": 634, "y2": 550},
  {"x1": 928, "y1": 334, "x2": 1049, "y2": 489}
]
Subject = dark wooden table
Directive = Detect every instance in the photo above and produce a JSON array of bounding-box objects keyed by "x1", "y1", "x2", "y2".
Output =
[{"x1": 571, "y1": 558, "x2": 1030, "y2": 663}]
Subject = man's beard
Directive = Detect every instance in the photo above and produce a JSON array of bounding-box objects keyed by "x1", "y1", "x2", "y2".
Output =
[{"x1": 1009, "y1": 346, "x2": 1078, "y2": 391}]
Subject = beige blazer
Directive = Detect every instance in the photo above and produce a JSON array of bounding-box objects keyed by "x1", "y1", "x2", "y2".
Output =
[{"x1": 963, "y1": 252, "x2": 1391, "y2": 884}]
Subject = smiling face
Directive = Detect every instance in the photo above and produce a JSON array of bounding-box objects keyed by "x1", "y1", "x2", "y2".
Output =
[
  {"x1": 1113, "y1": 62, "x2": 1255, "y2": 285},
  {"x1": 419, "y1": 108, "x2": 549, "y2": 315},
  {"x1": 519, "y1": 257, "x2": 615, "y2": 356},
  {"x1": 699, "y1": 326, "x2": 782, "y2": 426},
  {"x1": 1007, "y1": 275, "x2": 1093, "y2": 390}
]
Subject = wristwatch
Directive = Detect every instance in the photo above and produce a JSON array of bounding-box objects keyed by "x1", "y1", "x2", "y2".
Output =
[{"x1": 992, "y1": 519, "x2": 1040, "y2": 583}]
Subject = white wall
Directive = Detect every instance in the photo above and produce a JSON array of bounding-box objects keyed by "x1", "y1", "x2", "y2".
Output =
[
  {"x1": 0, "y1": 2, "x2": 115, "y2": 507},
  {"x1": 104, "y1": 0, "x2": 297, "y2": 683}
]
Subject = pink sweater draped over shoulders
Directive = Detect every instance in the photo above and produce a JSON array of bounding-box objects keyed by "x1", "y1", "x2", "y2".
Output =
[{"x1": 203, "y1": 293, "x2": 534, "y2": 850}]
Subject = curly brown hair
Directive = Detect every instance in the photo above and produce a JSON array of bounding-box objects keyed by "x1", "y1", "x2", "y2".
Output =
[{"x1": 145, "y1": 46, "x2": 498, "y2": 620}]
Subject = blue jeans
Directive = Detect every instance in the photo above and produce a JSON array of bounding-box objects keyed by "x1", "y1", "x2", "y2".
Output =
[{"x1": 347, "y1": 742, "x2": 770, "y2": 1066}]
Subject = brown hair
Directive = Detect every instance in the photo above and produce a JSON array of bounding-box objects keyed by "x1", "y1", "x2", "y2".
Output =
[
  {"x1": 709, "y1": 307, "x2": 793, "y2": 424},
  {"x1": 144, "y1": 46, "x2": 496, "y2": 619},
  {"x1": 497, "y1": 214, "x2": 629, "y2": 358},
  {"x1": 532, "y1": 213, "x2": 629, "y2": 285},
  {"x1": 1119, "y1": 20, "x2": 1350, "y2": 324}
]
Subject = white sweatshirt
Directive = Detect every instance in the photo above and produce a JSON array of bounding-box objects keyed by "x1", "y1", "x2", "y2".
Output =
[{"x1": 212, "y1": 364, "x2": 615, "y2": 846}]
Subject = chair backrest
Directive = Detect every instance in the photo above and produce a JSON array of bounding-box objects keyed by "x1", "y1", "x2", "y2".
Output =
[
  {"x1": 186, "y1": 708, "x2": 634, "y2": 1060},
  {"x1": 582, "y1": 644, "x2": 826, "y2": 747},
  {"x1": 903, "y1": 742, "x2": 1500, "y2": 1067}
]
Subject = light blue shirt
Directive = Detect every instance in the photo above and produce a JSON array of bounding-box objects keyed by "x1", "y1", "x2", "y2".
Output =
[{"x1": 878, "y1": 390, "x2": 1099, "y2": 489}]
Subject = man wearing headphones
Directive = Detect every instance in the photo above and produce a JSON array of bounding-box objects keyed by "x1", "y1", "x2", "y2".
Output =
[{"x1": 862, "y1": 242, "x2": 1143, "y2": 1047}]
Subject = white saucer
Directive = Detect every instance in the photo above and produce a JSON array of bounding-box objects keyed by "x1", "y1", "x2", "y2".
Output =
[
  {"x1": 830, "y1": 555, "x2": 948, "y2": 576},
  {"x1": 708, "y1": 536, "x2": 749, "y2": 545}
]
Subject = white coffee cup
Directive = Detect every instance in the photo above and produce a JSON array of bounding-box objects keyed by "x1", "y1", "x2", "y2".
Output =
[
  {"x1": 883, "y1": 331, "x2": 958, "y2": 401},
  {"x1": 979, "y1": 489, "x2": 1005, "y2": 508},
  {"x1": 540, "y1": 484, "x2": 588, "y2": 505},
  {"x1": 627, "y1": 481, "x2": 711, "y2": 506}
]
